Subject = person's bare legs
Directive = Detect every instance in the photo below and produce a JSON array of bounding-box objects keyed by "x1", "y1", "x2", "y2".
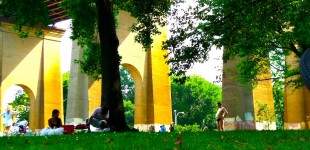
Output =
[
  {"x1": 219, "y1": 119, "x2": 224, "y2": 131},
  {"x1": 5, "y1": 126, "x2": 11, "y2": 135},
  {"x1": 217, "y1": 119, "x2": 224, "y2": 131},
  {"x1": 217, "y1": 120, "x2": 221, "y2": 131}
]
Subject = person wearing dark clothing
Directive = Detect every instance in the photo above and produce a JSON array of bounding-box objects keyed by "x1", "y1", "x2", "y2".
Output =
[
  {"x1": 48, "y1": 109, "x2": 62, "y2": 128},
  {"x1": 169, "y1": 124, "x2": 174, "y2": 132}
]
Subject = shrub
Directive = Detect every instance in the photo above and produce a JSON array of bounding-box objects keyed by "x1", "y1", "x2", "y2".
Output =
[{"x1": 174, "y1": 124, "x2": 201, "y2": 132}]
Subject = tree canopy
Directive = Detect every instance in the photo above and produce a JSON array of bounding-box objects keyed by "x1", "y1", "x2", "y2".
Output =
[
  {"x1": 171, "y1": 75, "x2": 221, "y2": 129},
  {"x1": 164, "y1": 0, "x2": 310, "y2": 87},
  {"x1": 9, "y1": 90, "x2": 30, "y2": 122},
  {"x1": 120, "y1": 67, "x2": 134, "y2": 102},
  {"x1": 0, "y1": 0, "x2": 50, "y2": 37}
]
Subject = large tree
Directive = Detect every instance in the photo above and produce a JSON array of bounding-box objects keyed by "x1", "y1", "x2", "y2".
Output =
[
  {"x1": 62, "y1": 0, "x2": 173, "y2": 131},
  {"x1": 164, "y1": 0, "x2": 310, "y2": 87},
  {"x1": 0, "y1": 0, "x2": 174, "y2": 131}
]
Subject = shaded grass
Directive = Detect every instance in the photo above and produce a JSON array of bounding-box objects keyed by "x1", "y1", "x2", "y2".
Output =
[{"x1": 0, "y1": 130, "x2": 310, "y2": 149}]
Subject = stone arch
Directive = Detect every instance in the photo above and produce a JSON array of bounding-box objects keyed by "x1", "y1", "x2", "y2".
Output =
[
  {"x1": 66, "y1": 11, "x2": 172, "y2": 131},
  {"x1": 2, "y1": 85, "x2": 36, "y2": 129},
  {"x1": 120, "y1": 63, "x2": 144, "y2": 126},
  {"x1": 0, "y1": 22, "x2": 64, "y2": 131}
]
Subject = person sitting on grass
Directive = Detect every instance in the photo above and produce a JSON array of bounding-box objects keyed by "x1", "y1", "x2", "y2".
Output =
[
  {"x1": 86, "y1": 106, "x2": 109, "y2": 132},
  {"x1": 160, "y1": 125, "x2": 166, "y2": 132},
  {"x1": 48, "y1": 109, "x2": 62, "y2": 129},
  {"x1": 18, "y1": 119, "x2": 28, "y2": 134}
]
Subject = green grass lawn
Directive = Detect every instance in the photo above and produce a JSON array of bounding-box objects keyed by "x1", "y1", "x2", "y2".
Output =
[{"x1": 1, "y1": 130, "x2": 310, "y2": 150}]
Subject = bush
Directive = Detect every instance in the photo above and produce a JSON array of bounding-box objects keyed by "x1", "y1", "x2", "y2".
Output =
[{"x1": 174, "y1": 124, "x2": 201, "y2": 132}]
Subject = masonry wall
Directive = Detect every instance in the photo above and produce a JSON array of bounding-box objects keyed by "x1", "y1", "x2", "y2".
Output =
[{"x1": 0, "y1": 22, "x2": 64, "y2": 131}]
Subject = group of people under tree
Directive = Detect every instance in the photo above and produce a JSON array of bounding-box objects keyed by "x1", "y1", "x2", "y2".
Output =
[
  {"x1": 47, "y1": 106, "x2": 110, "y2": 132},
  {"x1": 48, "y1": 102, "x2": 228, "y2": 132},
  {"x1": 1, "y1": 101, "x2": 228, "y2": 134},
  {"x1": 0, "y1": 105, "x2": 110, "y2": 135}
]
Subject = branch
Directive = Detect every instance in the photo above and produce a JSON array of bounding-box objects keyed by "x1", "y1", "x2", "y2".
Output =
[
  {"x1": 289, "y1": 41, "x2": 302, "y2": 57},
  {"x1": 257, "y1": 77, "x2": 281, "y2": 81},
  {"x1": 270, "y1": 64, "x2": 285, "y2": 72}
]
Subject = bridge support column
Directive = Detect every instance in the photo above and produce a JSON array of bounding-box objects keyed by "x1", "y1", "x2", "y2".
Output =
[
  {"x1": 284, "y1": 53, "x2": 309, "y2": 129},
  {"x1": 222, "y1": 56, "x2": 275, "y2": 130},
  {"x1": 65, "y1": 41, "x2": 89, "y2": 125}
]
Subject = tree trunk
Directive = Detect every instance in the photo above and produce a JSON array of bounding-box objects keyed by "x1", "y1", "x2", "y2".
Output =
[{"x1": 96, "y1": 0, "x2": 129, "y2": 131}]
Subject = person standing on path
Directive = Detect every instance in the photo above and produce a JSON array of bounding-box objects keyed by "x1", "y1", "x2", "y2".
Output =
[
  {"x1": 0, "y1": 105, "x2": 18, "y2": 135},
  {"x1": 216, "y1": 102, "x2": 228, "y2": 131}
]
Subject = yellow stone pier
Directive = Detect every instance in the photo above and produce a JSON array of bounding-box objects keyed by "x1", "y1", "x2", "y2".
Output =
[
  {"x1": 284, "y1": 53, "x2": 310, "y2": 129},
  {"x1": 0, "y1": 22, "x2": 64, "y2": 131},
  {"x1": 223, "y1": 51, "x2": 309, "y2": 130}
]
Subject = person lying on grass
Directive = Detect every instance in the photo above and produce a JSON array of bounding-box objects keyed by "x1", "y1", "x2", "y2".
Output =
[{"x1": 86, "y1": 106, "x2": 109, "y2": 132}]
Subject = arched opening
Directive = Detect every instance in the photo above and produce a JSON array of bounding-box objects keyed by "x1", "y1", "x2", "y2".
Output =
[
  {"x1": 120, "y1": 66, "x2": 135, "y2": 127},
  {"x1": 2, "y1": 85, "x2": 34, "y2": 128},
  {"x1": 120, "y1": 63, "x2": 143, "y2": 129}
]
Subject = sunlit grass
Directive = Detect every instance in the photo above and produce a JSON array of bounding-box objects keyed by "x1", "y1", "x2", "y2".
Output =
[{"x1": 1, "y1": 130, "x2": 310, "y2": 150}]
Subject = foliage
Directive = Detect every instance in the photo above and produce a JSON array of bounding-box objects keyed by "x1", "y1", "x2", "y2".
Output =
[
  {"x1": 164, "y1": 0, "x2": 310, "y2": 88},
  {"x1": 9, "y1": 90, "x2": 30, "y2": 122},
  {"x1": 255, "y1": 102, "x2": 276, "y2": 130},
  {"x1": 272, "y1": 79, "x2": 284, "y2": 130},
  {"x1": 60, "y1": 0, "x2": 103, "y2": 79},
  {"x1": 120, "y1": 67, "x2": 135, "y2": 126},
  {"x1": 1, "y1": 131, "x2": 310, "y2": 149},
  {"x1": 270, "y1": 52, "x2": 284, "y2": 129},
  {"x1": 174, "y1": 124, "x2": 201, "y2": 132},
  {"x1": 171, "y1": 75, "x2": 221, "y2": 129},
  {"x1": 123, "y1": 100, "x2": 134, "y2": 127},
  {"x1": 120, "y1": 67, "x2": 134, "y2": 103},
  {"x1": 117, "y1": 0, "x2": 173, "y2": 50},
  {"x1": 61, "y1": 0, "x2": 174, "y2": 79},
  {"x1": 0, "y1": 0, "x2": 50, "y2": 38},
  {"x1": 62, "y1": 72, "x2": 70, "y2": 122}
]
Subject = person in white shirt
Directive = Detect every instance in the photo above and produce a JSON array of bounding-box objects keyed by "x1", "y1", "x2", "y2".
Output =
[
  {"x1": 0, "y1": 105, "x2": 18, "y2": 135},
  {"x1": 86, "y1": 106, "x2": 109, "y2": 132},
  {"x1": 216, "y1": 102, "x2": 228, "y2": 131}
]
